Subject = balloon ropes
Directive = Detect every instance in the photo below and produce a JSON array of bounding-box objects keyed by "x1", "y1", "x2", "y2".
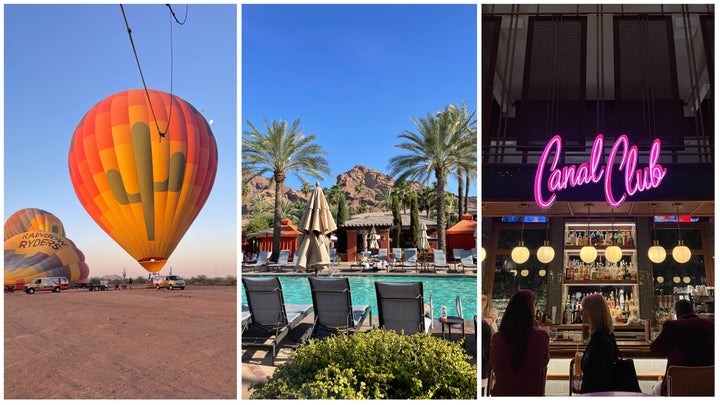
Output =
[{"x1": 120, "y1": 4, "x2": 188, "y2": 142}]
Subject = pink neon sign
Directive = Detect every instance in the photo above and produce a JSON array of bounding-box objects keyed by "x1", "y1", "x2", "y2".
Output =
[{"x1": 534, "y1": 134, "x2": 667, "y2": 209}]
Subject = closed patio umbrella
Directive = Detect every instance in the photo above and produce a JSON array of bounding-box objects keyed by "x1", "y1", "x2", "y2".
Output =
[
  {"x1": 418, "y1": 222, "x2": 430, "y2": 251},
  {"x1": 418, "y1": 222, "x2": 430, "y2": 270},
  {"x1": 369, "y1": 226, "x2": 379, "y2": 250},
  {"x1": 296, "y1": 183, "x2": 337, "y2": 274}
]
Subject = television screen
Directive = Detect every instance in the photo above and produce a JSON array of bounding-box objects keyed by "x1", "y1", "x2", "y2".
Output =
[
  {"x1": 502, "y1": 216, "x2": 547, "y2": 223},
  {"x1": 654, "y1": 215, "x2": 698, "y2": 223}
]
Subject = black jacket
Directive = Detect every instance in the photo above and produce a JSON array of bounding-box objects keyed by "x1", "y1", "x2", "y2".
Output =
[
  {"x1": 481, "y1": 320, "x2": 493, "y2": 379},
  {"x1": 580, "y1": 330, "x2": 619, "y2": 393}
]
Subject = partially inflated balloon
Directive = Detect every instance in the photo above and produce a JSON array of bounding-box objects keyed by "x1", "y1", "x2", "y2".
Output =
[
  {"x1": 4, "y1": 208, "x2": 65, "y2": 241},
  {"x1": 4, "y1": 231, "x2": 90, "y2": 289},
  {"x1": 68, "y1": 89, "x2": 218, "y2": 272}
]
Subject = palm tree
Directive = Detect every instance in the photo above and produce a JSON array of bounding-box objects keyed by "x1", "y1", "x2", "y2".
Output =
[
  {"x1": 392, "y1": 180, "x2": 413, "y2": 214},
  {"x1": 389, "y1": 103, "x2": 476, "y2": 251},
  {"x1": 243, "y1": 117, "x2": 330, "y2": 262},
  {"x1": 374, "y1": 187, "x2": 394, "y2": 211},
  {"x1": 418, "y1": 186, "x2": 434, "y2": 218},
  {"x1": 354, "y1": 183, "x2": 365, "y2": 195},
  {"x1": 301, "y1": 181, "x2": 313, "y2": 197},
  {"x1": 446, "y1": 102, "x2": 477, "y2": 217}
]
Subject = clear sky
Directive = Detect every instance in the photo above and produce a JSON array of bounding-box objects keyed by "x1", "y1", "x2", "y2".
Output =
[
  {"x1": 3, "y1": 4, "x2": 237, "y2": 278},
  {"x1": 241, "y1": 3, "x2": 477, "y2": 194}
]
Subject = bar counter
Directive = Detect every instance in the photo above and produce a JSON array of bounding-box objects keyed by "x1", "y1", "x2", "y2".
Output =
[
  {"x1": 549, "y1": 340, "x2": 657, "y2": 358},
  {"x1": 547, "y1": 322, "x2": 662, "y2": 359}
]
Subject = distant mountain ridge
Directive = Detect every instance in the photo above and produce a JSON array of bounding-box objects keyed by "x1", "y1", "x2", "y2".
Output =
[{"x1": 242, "y1": 164, "x2": 476, "y2": 216}]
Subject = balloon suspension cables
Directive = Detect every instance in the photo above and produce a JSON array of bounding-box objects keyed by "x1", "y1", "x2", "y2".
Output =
[{"x1": 119, "y1": 4, "x2": 188, "y2": 142}]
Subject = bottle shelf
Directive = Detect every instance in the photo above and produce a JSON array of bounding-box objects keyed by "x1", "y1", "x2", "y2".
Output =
[
  {"x1": 564, "y1": 245, "x2": 635, "y2": 250},
  {"x1": 564, "y1": 280, "x2": 637, "y2": 285}
]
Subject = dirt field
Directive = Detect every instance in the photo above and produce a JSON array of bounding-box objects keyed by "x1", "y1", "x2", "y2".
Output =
[{"x1": 4, "y1": 285, "x2": 236, "y2": 399}]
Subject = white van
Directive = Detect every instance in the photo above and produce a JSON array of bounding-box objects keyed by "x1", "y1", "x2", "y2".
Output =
[{"x1": 24, "y1": 277, "x2": 69, "y2": 294}]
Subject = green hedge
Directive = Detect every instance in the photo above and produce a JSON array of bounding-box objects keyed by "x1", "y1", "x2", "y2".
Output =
[{"x1": 250, "y1": 329, "x2": 477, "y2": 399}]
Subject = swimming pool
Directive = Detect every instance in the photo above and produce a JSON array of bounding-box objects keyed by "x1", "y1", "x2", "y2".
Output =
[{"x1": 241, "y1": 274, "x2": 477, "y2": 319}]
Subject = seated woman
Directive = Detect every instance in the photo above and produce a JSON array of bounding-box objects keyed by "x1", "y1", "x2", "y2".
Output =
[
  {"x1": 489, "y1": 289, "x2": 549, "y2": 396},
  {"x1": 580, "y1": 293, "x2": 619, "y2": 393}
]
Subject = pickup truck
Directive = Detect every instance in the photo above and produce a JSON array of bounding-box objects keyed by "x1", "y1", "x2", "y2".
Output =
[{"x1": 147, "y1": 275, "x2": 186, "y2": 290}]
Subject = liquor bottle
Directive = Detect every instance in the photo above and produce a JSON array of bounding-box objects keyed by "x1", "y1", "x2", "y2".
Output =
[
  {"x1": 616, "y1": 231, "x2": 623, "y2": 246},
  {"x1": 628, "y1": 234, "x2": 635, "y2": 247},
  {"x1": 619, "y1": 289, "x2": 625, "y2": 310}
]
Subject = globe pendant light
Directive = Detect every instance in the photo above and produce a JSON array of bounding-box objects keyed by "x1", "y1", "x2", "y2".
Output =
[
  {"x1": 647, "y1": 203, "x2": 667, "y2": 263},
  {"x1": 605, "y1": 207, "x2": 623, "y2": 263},
  {"x1": 672, "y1": 203, "x2": 691, "y2": 264},
  {"x1": 537, "y1": 241, "x2": 555, "y2": 264},
  {"x1": 537, "y1": 217, "x2": 555, "y2": 264},
  {"x1": 579, "y1": 203, "x2": 597, "y2": 263},
  {"x1": 511, "y1": 204, "x2": 530, "y2": 264},
  {"x1": 480, "y1": 247, "x2": 487, "y2": 262}
]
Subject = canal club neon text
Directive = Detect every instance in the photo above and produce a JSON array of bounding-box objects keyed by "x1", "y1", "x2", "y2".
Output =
[{"x1": 534, "y1": 134, "x2": 667, "y2": 209}]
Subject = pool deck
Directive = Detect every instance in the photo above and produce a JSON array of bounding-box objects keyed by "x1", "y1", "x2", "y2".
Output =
[{"x1": 241, "y1": 261, "x2": 478, "y2": 399}]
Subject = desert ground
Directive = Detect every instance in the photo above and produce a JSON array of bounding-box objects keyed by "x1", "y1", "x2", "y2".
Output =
[{"x1": 4, "y1": 285, "x2": 236, "y2": 399}]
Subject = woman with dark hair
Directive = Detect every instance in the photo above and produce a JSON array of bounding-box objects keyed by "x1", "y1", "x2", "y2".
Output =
[
  {"x1": 580, "y1": 293, "x2": 618, "y2": 393},
  {"x1": 489, "y1": 289, "x2": 549, "y2": 396}
]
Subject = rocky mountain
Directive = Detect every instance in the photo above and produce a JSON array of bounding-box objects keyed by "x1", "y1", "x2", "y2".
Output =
[{"x1": 241, "y1": 165, "x2": 476, "y2": 216}]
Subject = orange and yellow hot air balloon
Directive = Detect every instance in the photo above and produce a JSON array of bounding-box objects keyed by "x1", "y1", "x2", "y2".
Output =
[
  {"x1": 4, "y1": 208, "x2": 66, "y2": 241},
  {"x1": 68, "y1": 89, "x2": 218, "y2": 272}
]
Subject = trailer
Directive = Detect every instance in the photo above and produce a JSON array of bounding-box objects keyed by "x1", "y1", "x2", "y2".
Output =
[{"x1": 85, "y1": 280, "x2": 109, "y2": 291}]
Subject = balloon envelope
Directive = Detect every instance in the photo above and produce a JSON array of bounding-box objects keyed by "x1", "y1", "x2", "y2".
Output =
[
  {"x1": 68, "y1": 89, "x2": 218, "y2": 272},
  {"x1": 4, "y1": 231, "x2": 90, "y2": 289},
  {"x1": 5, "y1": 208, "x2": 65, "y2": 241}
]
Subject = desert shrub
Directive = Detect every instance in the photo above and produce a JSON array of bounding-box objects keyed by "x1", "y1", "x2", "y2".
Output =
[{"x1": 250, "y1": 328, "x2": 477, "y2": 399}]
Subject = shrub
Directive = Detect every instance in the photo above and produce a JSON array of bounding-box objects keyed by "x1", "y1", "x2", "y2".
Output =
[{"x1": 250, "y1": 329, "x2": 477, "y2": 399}]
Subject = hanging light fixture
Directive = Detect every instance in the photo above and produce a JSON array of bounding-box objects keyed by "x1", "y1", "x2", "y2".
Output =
[
  {"x1": 579, "y1": 203, "x2": 597, "y2": 263},
  {"x1": 537, "y1": 216, "x2": 555, "y2": 264},
  {"x1": 672, "y1": 203, "x2": 691, "y2": 264},
  {"x1": 480, "y1": 247, "x2": 486, "y2": 262},
  {"x1": 605, "y1": 207, "x2": 622, "y2": 263},
  {"x1": 647, "y1": 203, "x2": 667, "y2": 263},
  {"x1": 511, "y1": 203, "x2": 530, "y2": 264}
]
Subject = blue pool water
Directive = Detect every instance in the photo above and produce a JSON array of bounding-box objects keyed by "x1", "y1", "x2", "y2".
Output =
[{"x1": 241, "y1": 274, "x2": 477, "y2": 319}]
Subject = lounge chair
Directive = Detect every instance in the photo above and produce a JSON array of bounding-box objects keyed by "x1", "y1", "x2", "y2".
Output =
[
  {"x1": 459, "y1": 251, "x2": 476, "y2": 273},
  {"x1": 391, "y1": 248, "x2": 403, "y2": 268},
  {"x1": 242, "y1": 251, "x2": 270, "y2": 272},
  {"x1": 308, "y1": 277, "x2": 371, "y2": 336},
  {"x1": 452, "y1": 248, "x2": 463, "y2": 264},
  {"x1": 241, "y1": 304, "x2": 251, "y2": 332},
  {"x1": 282, "y1": 254, "x2": 299, "y2": 272},
  {"x1": 398, "y1": 248, "x2": 418, "y2": 272},
  {"x1": 432, "y1": 249, "x2": 450, "y2": 273},
  {"x1": 264, "y1": 250, "x2": 290, "y2": 272},
  {"x1": 241, "y1": 277, "x2": 313, "y2": 365},
  {"x1": 374, "y1": 281, "x2": 432, "y2": 334},
  {"x1": 374, "y1": 248, "x2": 391, "y2": 271}
]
